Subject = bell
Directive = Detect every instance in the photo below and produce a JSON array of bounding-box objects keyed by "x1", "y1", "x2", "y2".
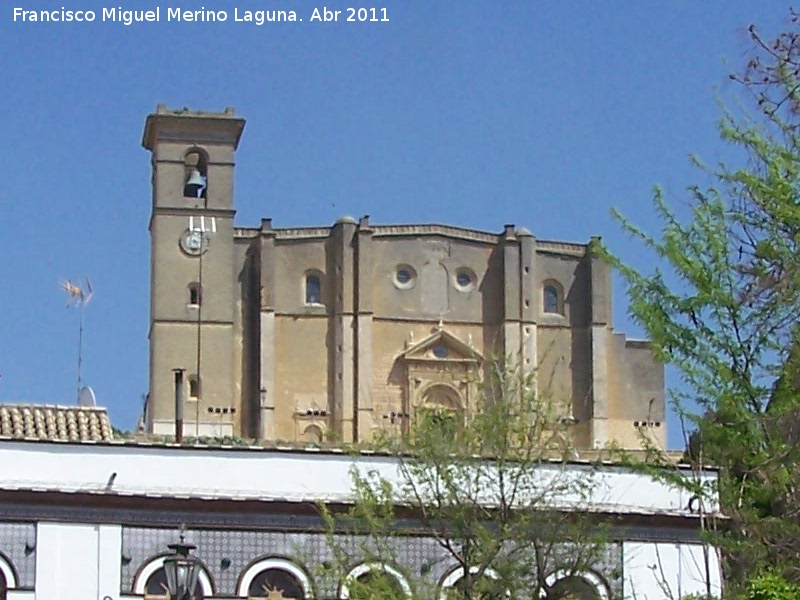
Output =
[
  {"x1": 185, "y1": 169, "x2": 205, "y2": 187},
  {"x1": 183, "y1": 169, "x2": 206, "y2": 198}
]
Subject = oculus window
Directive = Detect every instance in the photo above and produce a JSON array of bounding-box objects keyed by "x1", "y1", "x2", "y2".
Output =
[{"x1": 454, "y1": 267, "x2": 477, "y2": 292}]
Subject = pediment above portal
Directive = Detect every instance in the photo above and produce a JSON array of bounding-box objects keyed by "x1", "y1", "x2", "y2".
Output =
[{"x1": 397, "y1": 327, "x2": 483, "y2": 364}]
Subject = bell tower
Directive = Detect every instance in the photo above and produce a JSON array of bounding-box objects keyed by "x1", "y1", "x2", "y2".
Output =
[{"x1": 142, "y1": 105, "x2": 246, "y2": 437}]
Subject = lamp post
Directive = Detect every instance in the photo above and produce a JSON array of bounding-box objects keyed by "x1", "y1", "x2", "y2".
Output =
[{"x1": 162, "y1": 535, "x2": 202, "y2": 600}]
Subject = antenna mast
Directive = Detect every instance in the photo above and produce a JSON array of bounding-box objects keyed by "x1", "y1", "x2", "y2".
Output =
[
  {"x1": 190, "y1": 209, "x2": 215, "y2": 438},
  {"x1": 196, "y1": 232, "x2": 203, "y2": 438},
  {"x1": 61, "y1": 278, "x2": 93, "y2": 400},
  {"x1": 77, "y1": 297, "x2": 85, "y2": 397}
]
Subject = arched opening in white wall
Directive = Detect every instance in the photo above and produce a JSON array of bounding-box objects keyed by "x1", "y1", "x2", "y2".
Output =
[
  {"x1": 0, "y1": 552, "x2": 16, "y2": 599},
  {"x1": 133, "y1": 555, "x2": 214, "y2": 599},
  {"x1": 542, "y1": 570, "x2": 609, "y2": 600},
  {"x1": 340, "y1": 562, "x2": 412, "y2": 599},
  {"x1": 438, "y1": 566, "x2": 507, "y2": 600},
  {"x1": 237, "y1": 557, "x2": 314, "y2": 599}
]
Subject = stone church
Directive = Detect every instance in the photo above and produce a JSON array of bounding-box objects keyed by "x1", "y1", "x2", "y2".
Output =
[{"x1": 141, "y1": 105, "x2": 664, "y2": 450}]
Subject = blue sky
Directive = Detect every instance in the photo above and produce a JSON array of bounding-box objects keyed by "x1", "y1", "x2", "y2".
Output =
[{"x1": 1, "y1": 2, "x2": 789, "y2": 448}]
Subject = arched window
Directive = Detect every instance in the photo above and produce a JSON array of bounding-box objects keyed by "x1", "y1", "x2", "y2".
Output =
[
  {"x1": 184, "y1": 149, "x2": 208, "y2": 199},
  {"x1": 417, "y1": 384, "x2": 464, "y2": 439},
  {"x1": 543, "y1": 282, "x2": 562, "y2": 314},
  {"x1": 237, "y1": 558, "x2": 313, "y2": 599},
  {"x1": 188, "y1": 282, "x2": 202, "y2": 306},
  {"x1": 248, "y1": 568, "x2": 304, "y2": 599},
  {"x1": 305, "y1": 273, "x2": 322, "y2": 305},
  {"x1": 0, "y1": 551, "x2": 17, "y2": 600},
  {"x1": 341, "y1": 563, "x2": 411, "y2": 599},
  {"x1": 439, "y1": 566, "x2": 505, "y2": 600},
  {"x1": 188, "y1": 375, "x2": 200, "y2": 400},
  {"x1": 421, "y1": 384, "x2": 462, "y2": 412},
  {"x1": 544, "y1": 571, "x2": 608, "y2": 600},
  {"x1": 546, "y1": 577, "x2": 601, "y2": 600},
  {"x1": 144, "y1": 567, "x2": 172, "y2": 599},
  {"x1": 301, "y1": 424, "x2": 323, "y2": 443},
  {"x1": 134, "y1": 561, "x2": 214, "y2": 600}
]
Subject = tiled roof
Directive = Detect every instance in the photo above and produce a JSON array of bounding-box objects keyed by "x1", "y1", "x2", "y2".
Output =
[{"x1": 0, "y1": 404, "x2": 113, "y2": 442}]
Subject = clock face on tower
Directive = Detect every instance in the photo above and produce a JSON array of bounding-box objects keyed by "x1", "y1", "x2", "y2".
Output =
[{"x1": 179, "y1": 229, "x2": 208, "y2": 256}]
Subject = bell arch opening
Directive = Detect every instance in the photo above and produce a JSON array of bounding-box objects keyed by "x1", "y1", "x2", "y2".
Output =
[{"x1": 183, "y1": 149, "x2": 208, "y2": 199}]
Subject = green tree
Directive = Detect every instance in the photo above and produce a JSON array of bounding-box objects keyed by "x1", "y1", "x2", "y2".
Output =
[
  {"x1": 601, "y1": 11, "x2": 800, "y2": 590},
  {"x1": 321, "y1": 360, "x2": 612, "y2": 600},
  {"x1": 746, "y1": 573, "x2": 800, "y2": 600}
]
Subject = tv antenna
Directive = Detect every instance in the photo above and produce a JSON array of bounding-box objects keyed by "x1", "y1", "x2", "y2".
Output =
[
  {"x1": 61, "y1": 278, "x2": 93, "y2": 401},
  {"x1": 189, "y1": 215, "x2": 216, "y2": 234}
]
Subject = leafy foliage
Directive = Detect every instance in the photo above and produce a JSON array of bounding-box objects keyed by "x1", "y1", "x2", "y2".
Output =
[
  {"x1": 601, "y1": 10, "x2": 800, "y2": 591},
  {"x1": 746, "y1": 573, "x2": 800, "y2": 600},
  {"x1": 321, "y1": 360, "x2": 610, "y2": 599}
]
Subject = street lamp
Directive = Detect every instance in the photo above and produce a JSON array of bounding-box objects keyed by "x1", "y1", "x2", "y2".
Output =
[{"x1": 162, "y1": 534, "x2": 202, "y2": 600}]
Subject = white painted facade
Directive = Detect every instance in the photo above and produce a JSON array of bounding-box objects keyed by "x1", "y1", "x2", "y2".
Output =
[{"x1": 0, "y1": 440, "x2": 722, "y2": 599}]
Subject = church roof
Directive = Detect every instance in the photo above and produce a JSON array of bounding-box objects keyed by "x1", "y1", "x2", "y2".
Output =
[{"x1": 0, "y1": 404, "x2": 113, "y2": 442}]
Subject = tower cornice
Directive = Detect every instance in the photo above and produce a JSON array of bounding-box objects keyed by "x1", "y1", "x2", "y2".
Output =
[{"x1": 142, "y1": 104, "x2": 246, "y2": 150}]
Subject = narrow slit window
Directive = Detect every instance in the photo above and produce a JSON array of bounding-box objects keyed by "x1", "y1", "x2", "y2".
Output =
[
  {"x1": 188, "y1": 282, "x2": 201, "y2": 306},
  {"x1": 188, "y1": 375, "x2": 200, "y2": 400},
  {"x1": 305, "y1": 274, "x2": 321, "y2": 304}
]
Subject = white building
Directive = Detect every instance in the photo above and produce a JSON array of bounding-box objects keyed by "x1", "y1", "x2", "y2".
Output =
[{"x1": 0, "y1": 416, "x2": 721, "y2": 600}]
